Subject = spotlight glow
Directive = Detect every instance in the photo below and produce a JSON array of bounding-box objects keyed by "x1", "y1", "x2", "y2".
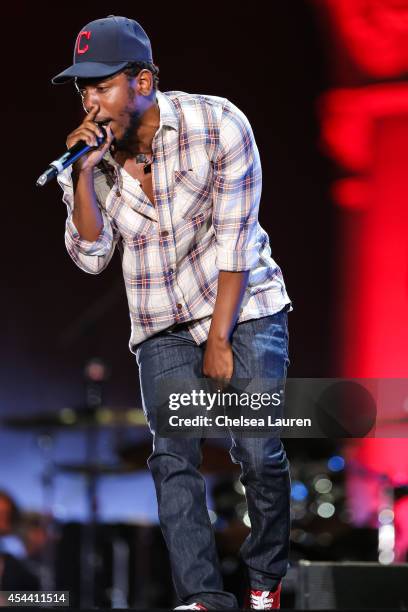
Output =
[
  {"x1": 291, "y1": 481, "x2": 309, "y2": 501},
  {"x1": 314, "y1": 478, "x2": 333, "y2": 494},
  {"x1": 317, "y1": 502, "x2": 335, "y2": 518},
  {"x1": 328, "y1": 455, "x2": 345, "y2": 472}
]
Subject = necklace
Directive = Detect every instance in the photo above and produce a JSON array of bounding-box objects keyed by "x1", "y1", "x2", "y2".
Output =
[{"x1": 135, "y1": 153, "x2": 153, "y2": 174}]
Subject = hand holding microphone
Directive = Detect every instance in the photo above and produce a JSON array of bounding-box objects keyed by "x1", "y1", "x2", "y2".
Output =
[
  {"x1": 36, "y1": 105, "x2": 114, "y2": 186},
  {"x1": 67, "y1": 105, "x2": 114, "y2": 172}
]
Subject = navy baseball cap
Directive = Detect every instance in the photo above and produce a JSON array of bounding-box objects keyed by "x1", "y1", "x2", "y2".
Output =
[{"x1": 51, "y1": 15, "x2": 153, "y2": 85}]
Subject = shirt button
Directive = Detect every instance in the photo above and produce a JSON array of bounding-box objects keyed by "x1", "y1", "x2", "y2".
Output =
[
  {"x1": 168, "y1": 268, "x2": 174, "y2": 274},
  {"x1": 115, "y1": 190, "x2": 121, "y2": 197},
  {"x1": 176, "y1": 303, "x2": 183, "y2": 311},
  {"x1": 161, "y1": 230, "x2": 169, "y2": 238}
]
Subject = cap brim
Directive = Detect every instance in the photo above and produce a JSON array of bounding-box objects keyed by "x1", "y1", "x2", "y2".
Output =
[{"x1": 51, "y1": 61, "x2": 130, "y2": 85}]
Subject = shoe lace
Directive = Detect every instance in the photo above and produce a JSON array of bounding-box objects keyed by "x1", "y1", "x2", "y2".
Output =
[{"x1": 250, "y1": 591, "x2": 274, "y2": 610}]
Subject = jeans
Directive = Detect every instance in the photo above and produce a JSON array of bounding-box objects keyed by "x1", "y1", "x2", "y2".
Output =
[{"x1": 136, "y1": 308, "x2": 291, "y2": 609}]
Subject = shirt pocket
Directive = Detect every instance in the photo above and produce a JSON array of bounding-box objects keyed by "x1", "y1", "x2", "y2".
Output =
[{"x1": 173, "y1": 165, "x2": 213, "y2": 219}]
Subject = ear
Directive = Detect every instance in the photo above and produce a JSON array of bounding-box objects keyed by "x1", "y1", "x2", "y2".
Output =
[{"x1": 137, "y1": 69, "x2": 154, "y2": 96}]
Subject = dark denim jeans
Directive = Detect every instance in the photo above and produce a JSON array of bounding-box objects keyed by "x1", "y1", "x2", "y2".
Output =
[{"x1": 136, "y1": 309, "x2": 291, "y2": 609}]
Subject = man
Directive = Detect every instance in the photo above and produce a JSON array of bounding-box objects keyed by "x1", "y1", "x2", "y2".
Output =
[{"x1": 51, "y1": 15, "x2": 292, "y2": 610}]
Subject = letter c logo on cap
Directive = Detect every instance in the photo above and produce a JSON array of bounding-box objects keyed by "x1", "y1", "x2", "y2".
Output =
[{"x1": 77, "y1": 31, "x2": 91, "y2": 55}]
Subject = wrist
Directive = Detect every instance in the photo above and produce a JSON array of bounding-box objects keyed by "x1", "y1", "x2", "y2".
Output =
[
  {"x1": 207, "y1": 331, "x2": 230, "y2": 346},
  {"x1": 73, "y1": 162, "x2": 94, "y2": 178},
  {"x1": 75, "y1": 168, "x2": 94, "y2": 179}
]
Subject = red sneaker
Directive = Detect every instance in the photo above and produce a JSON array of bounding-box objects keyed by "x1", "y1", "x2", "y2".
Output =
[{"x1": 244, "y1": 582, "x2": 281, "y2": 609}]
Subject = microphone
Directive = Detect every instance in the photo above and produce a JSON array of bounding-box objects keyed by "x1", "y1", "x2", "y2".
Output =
[{"x1": 36, "y1": 126, "x2": 107, "y2": 187}]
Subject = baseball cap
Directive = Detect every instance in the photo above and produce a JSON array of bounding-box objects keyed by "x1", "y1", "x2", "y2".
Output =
[{"x1": 51, "y1": 15, "x2": 153, "y2": 85}]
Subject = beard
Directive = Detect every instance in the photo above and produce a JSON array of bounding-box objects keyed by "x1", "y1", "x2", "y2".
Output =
[
  {"x1": 112, "y1": 86, "x2": 144, "y2": 151},
  {"x1": 113, "y1": 109, "x2": 142, "y2": 150}
]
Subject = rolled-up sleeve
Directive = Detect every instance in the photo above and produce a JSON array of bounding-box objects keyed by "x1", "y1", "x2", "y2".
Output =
[
  {"x1": 57, "y1": 168, "x2": 119, "y2": 275},
  {"x1": 212, "y1": 100, "x2": 262, "y2": 272}
]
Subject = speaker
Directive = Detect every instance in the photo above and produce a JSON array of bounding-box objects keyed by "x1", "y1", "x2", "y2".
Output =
[{"x1": 295, "y1": 560, "x2": 408, "y2": 609}]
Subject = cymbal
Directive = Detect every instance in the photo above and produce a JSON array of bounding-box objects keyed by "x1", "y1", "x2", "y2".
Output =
[
  {"x1": 54, "y1": 461, "x2": 139, "y2": 476},
  {"x1": 1, "y1": 406, "x2": 147, "y2": 429}
]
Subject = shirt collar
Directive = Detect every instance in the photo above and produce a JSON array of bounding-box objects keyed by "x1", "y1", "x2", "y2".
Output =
[
  {"x1": 156, "y1": 90, "x2": 179, "y2": 131},
  {"x1": 102, "y1": 90, "x2": 178, "y2": 167}
]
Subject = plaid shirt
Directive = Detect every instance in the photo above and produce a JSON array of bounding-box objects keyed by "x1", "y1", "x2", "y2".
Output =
[{"x1": 58, "y1": 90, "x2": 292, "y2": 352}]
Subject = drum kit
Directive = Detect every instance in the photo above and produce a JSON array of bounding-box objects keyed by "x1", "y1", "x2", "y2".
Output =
[{"x1": 0, "y1": 358, "x2": 239, "y2": 607}]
